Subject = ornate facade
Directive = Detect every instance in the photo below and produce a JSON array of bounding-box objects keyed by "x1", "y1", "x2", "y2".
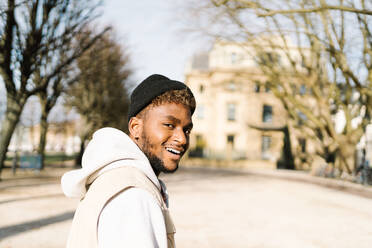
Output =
[{"x1": 185, "y1": 41, "x2": 291, "y2": 166}]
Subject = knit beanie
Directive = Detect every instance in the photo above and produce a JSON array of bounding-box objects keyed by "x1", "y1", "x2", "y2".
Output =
[{"x1": 127, "y1": 74, "x2": 195, "y2": 122}]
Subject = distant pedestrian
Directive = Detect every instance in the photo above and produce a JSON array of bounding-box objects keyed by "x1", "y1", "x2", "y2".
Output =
[
  {"x1": 356, "y1": 148, "x2": 371, "y2": 185},
  {"x1": 61, "y1": 74, "x2": 195, "y2": 248}
]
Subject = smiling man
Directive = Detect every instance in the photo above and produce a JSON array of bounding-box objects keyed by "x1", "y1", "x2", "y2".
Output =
[{"x1": 62, "y1": 74, "x2": 195, "y2": 248}]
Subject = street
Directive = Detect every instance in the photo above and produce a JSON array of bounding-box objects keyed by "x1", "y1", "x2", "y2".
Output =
[{"x1": 0, "y1": 167, "x2": 371, "y2": 248}]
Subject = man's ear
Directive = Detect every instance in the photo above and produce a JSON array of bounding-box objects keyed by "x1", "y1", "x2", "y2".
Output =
[{"x1": 128, "y1": 116, "x2": 143, "y2": 141}]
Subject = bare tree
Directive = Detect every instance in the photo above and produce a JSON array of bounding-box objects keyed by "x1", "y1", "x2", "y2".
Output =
[
  {"x1": 35, "y1": 38, "x2": 99, "y2": 170},
  {"x1": 65, "y1": 29, "x2": 131, "y2": 166},
  {"x1": 182, "y1": 0, "x2": 372, "y2": 173},
  {"x1": 0, "y1": 0, "x2": 108, "y2": 173},
  {"x1": 36, "y1": 71, "x2": 70, "y2": 169}
]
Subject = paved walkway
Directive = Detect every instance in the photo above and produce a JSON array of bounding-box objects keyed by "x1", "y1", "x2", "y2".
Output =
[{"x1": 0, "y1": 167, "x2": 371, "y2": 248}]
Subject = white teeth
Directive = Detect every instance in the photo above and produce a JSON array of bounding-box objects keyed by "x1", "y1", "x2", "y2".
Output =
[{"x1": 166, "y1": 148, "x2": 181, "y2": 155}]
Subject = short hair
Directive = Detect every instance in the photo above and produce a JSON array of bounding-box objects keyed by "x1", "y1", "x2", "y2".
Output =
[{"x1": 137, "y1": 89, "x2": 196, "y2": 118}]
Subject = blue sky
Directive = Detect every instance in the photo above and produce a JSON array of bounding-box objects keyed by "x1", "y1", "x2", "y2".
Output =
[
  {"x1": 0, "y1": 0, "x2": 209, "y2": 123},
  {"x1": 100, "y1": 0, "x2": 209, "y2": 85}
]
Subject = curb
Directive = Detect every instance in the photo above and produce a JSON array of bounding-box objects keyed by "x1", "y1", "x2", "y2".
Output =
[
  {"x1": 241, "y1": 168, "x2": 372, "y2": 199},
  {"x1": 182, "y1": 166, "x2": 372, "y2": 199}
]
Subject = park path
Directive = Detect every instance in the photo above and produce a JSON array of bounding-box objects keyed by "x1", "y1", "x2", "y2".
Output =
[{"x1": 0, "y1": 167, "x2": 371, "y2": 248}]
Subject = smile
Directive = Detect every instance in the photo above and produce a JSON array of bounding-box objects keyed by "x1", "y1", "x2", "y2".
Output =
[{"x1": 165, "y1": 147, "x2": 182, "y2": 155}]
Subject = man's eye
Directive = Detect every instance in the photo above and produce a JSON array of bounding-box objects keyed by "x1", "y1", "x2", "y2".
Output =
[{"x1": 164, "y1": 123, "x2": 174, "y2": 128}]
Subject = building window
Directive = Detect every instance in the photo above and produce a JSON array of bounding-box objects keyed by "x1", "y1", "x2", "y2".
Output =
[
  {"x1": 299, "y1": 84, "x2": 306, "y2": 95},
  {"x1": 196, "y1": 105, "x2": 205, "y2": 119},
  {"x1": 254, "y1": 82, "x2": 260, "y2": 93},
  {"x1": 299, "y1": 138, "x2": 306, "y2": 153},
  {"x1": 227, "y1": 103, "x2": 236, "y2": 121},
  {"x1": 261, "y1": 135, "x2": 271, "y2": 160},
  {"x1": 227, "y1": 135, "x2": 235, "y2": 147},
  {"x1": 227, "y1": 81, "x2": 236, "y2": 91},
  {"x1": 199, "y1": 84, "x2": 204, "y2": 93},
  {"x1": 265, "y1": 82, "x2": 271, "y2": 93},
  {"x1": 262, "y1": 105, "x2": 273, "y2": 123},
  {"x1": 231, "y1": 52, "x2": 238, "y2": 64},
  {"x1": 195, "y1": 135, "x2": 206, "y2": 150},
  {"x1": 189, "y1": 134, "x2": 205, "y2": 158},
  {"x1": 297, "y1": 111, "x2": 307, "y2": 125}
]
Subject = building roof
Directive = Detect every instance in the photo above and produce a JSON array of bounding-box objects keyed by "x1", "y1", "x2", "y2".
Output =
[{"x1": 190, "y1": 52, "x2": 209, "y2": 71}]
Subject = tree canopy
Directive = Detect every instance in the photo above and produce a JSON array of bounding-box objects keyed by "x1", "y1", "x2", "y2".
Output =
[
  {"x1": 183, "y1": 0, "x2": 372, "y2": 173},
  {"x1": 0, "y1": 0, "x2": 106, "y2": 172},
  {"x1": 65, "y1": 29, "x2": 132, "y2": 165}
]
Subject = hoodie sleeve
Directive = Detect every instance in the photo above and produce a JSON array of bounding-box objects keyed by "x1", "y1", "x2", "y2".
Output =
[{"x1": 97, "y1": 188, "x2": 167, "y2": 248}]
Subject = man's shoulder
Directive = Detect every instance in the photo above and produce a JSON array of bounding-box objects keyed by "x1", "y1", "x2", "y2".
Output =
[
  {"x1": 109, "y1": 187, "x2": 160, "y2": 208},
  {"x1": 86, "y1": 166, "x2": 164, "y2": 207},
  {"x1": 91, "y1": 166, "x2": 153, "y2": 190}
]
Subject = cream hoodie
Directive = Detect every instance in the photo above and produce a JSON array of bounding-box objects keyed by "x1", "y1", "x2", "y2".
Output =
[{"x1": 61, "y1": 127, "x2": 169, "y2": 248}]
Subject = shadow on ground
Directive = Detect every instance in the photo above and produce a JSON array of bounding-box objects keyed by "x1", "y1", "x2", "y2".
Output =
[
  {"x1": 0, "y1": 211, "x2": 74, "y2": 240},
  {"x1": 0, "y1": 193, "x2": 65, "y2": 205}
]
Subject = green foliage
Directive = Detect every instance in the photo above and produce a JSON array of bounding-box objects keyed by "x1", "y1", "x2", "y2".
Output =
[{"x1": 5, "y1": 152, "x2": 76, "y2": 165}]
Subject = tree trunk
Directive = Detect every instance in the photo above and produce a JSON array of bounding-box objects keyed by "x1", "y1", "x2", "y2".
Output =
[
  {"x1": 75, "y1": 134, "x2": 88, "y2": 168},
  {"x1": 282, "y1": 126, "x2": 295, "y2": 169},
  {"x1": 277, "y1": 125, "x2": 295, "y2": 169},
  {"x1": 338, "y1": 143, "x2": 355, "y2": 174},
  {"x1": 37, "y1": 105, "x2": 49, "y2": 170},
  {"x1": 0, "y1": 95, "x2": 27, "y2": 175}
]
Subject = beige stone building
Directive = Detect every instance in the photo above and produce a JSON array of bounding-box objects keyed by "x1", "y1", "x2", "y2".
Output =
[{"x1": 185, "y1": 41, "x2": 299, "y2": 167}]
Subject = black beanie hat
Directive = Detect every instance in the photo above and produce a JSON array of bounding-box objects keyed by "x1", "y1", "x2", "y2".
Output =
[{"x1": 127, "y1": 74, "x2": 195, "y2": 122}]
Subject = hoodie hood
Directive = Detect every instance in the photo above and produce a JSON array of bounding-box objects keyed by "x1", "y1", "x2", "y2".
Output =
[{"x1": 61, "y1": 127, "x2": 160, "y2": 198}]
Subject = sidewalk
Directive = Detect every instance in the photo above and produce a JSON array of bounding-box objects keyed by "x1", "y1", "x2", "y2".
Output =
[
  {"x1": 183, "y1": 165, "x2": 372, "y2": 199},
  {"x1": 1, "y1": 166, "x2": 372, "y2": 248},
  {"x1": 242, "y1": 167, "x2": 372, "y2": 199},
  {"x1": 2, "y1": 165, "x2": 372, "y2": 198}
]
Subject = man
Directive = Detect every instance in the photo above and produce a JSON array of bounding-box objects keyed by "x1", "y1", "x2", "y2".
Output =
[{"x1": 61, "y1": 74, "x2": 195, "y2": 248}]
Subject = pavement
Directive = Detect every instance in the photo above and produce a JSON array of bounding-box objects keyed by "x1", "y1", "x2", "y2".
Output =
[{"x1": 0, "y1": 166, "x2": 372, "y2": 248}]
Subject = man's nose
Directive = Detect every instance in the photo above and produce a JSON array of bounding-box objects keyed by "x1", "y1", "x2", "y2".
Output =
[{"x1": 173, "y1": 128, "x2": 187, "y2": 145}]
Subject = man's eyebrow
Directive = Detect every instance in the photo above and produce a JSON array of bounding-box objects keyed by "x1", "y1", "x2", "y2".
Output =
[
  {"x1": 164, "y1": 115, "x2": 180, "y2": 124},
  {"x1": 164, "y1": 115, "x2": 193, "y2": 129}
]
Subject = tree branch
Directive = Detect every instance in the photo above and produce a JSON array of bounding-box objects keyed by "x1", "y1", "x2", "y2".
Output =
[{"x1": 257, "y1": 5, "x2": 372, "y2": 17}]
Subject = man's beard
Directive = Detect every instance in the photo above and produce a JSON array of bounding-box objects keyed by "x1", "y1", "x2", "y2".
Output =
[{"x1": 141, "y1": 132, "x2": 178, "y2": 175}]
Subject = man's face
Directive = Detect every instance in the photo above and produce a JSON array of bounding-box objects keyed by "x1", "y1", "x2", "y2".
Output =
[{"x1": 133, "y1": 103, "x2": 193, "y2": 174}]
